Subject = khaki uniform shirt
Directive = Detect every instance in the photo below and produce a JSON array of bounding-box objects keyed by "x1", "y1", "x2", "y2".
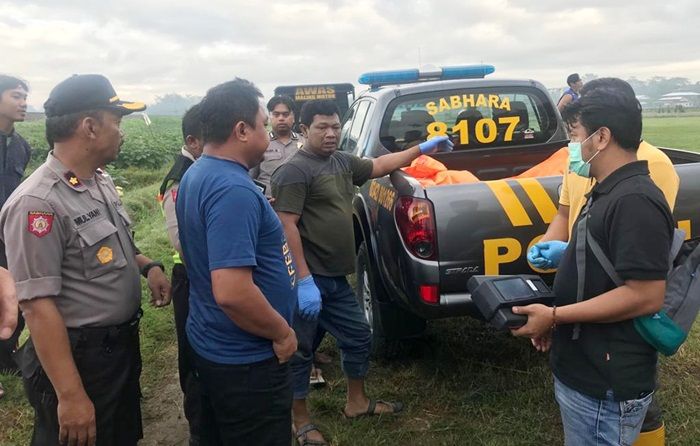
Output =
[
  {"x1": 162, "y1": 147, "x2": 196, "y2": 256},
  {"x1": 250, "y1": 132, "x2": 304, "y2": 196},
  {"x1": 0, "y1": 153, "x2": 141, "y2": 327}
]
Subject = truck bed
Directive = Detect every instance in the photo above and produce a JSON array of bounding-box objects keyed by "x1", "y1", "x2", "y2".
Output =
[{"x1": 417, "y1": 144, "x2": 700, "y2": 298}]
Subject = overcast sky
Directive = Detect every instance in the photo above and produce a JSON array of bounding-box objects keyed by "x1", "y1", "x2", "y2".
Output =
[{"x1": 2, "y1": 0, "x2": 699, "y2": 109}]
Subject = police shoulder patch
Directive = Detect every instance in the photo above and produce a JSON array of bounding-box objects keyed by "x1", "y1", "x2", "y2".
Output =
[{"x1": 27, "y1": 211, "x2": 55, "y2": 238}]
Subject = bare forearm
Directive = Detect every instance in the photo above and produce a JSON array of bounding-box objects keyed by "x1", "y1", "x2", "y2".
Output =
[
  {"x1": 540, "y1": 207, "x2": 570, "y2": 243},
  {"x1": 282, "y1": 220, "x2": 311, "y2": 278},
  {"x1": 212, "y1": 272, "x2": 290, "y2": 341},
  {"x1": 371, "y1": 146, "x2": 421, "y2": 178},
  {"x1": 556, "y1": 281, "x2": 665, "y2": 325},
  {"x1": 135, "y1": 253, "x2": 154, "y2": 269},
  {"x1": 0, "y1": 268, "x2": 18, "y2": 339},
  {"x1": 21, "y1": 298, "x2": 85, "y2": 399}
]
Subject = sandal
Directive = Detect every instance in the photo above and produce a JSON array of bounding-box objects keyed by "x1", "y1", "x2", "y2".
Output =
[
  {"x1": 295, "y1": 423, "x2": 328, "y2": 446},
  {"x1": 309, "y1": 365, "x2": 326, "y2": 387},
  {"x1": 343, "y1": 399, "x2": 404, "y2": 419}
]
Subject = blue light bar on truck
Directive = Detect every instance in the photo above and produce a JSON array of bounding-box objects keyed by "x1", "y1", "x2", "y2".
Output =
[{"x1": 358, "y1": 64, "x2": 495, "y2": 87}]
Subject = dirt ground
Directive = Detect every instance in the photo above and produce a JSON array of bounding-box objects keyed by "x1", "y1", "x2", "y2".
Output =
[{"x1": 140, "y1": 367, "x2": 191, "y2": 446}]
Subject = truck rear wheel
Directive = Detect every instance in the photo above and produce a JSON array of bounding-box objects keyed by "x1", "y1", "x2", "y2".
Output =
[{"x1": 355, "y1": 241, "x2": 426, "y2": 356}]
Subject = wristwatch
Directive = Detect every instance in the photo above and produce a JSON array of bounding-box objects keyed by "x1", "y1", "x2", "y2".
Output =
[{"x1": 140, "y1": 261, "x2": 165, "y2": 278}]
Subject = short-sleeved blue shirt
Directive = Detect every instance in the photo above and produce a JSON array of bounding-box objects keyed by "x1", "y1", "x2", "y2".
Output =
[{"x1": 176, "y1": 155, "x2": 297, "y2": 364}]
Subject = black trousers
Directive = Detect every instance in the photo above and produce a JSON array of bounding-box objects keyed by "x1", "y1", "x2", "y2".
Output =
[
  {"x1": 641, "y1": 381, "x2": 663, "y2": 432},
  {"x1": 172, "y1": 263, "x2": 201, "y2": 440},
  {"x1": 16, "y1": 315, "x2": 143, "y2": 446},
  {"x1": 193, "y1": 353, "x2": 292, "y2": 446}
]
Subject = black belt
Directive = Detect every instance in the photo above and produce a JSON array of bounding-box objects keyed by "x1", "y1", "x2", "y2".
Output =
[{"x1": 67, "y1": 308, "x2": 143, "y2": 347}]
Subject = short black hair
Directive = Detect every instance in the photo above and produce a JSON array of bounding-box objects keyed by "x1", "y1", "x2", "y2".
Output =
[
  {"x1": 45, "y1": 109, "x2": 106, "y2": 148},
  {"x1": 566, "y1": 73, "x2": 581, "y2": 86},
  {"x1": 0, "y1": 74, "x2": 28, "y2": 97},
  {"x1": 561, "y1": 78, "x2": 642, "y2": 151},
  {"x1": 181, "y1": 103, "x2": 203, "y2": 142},
  {"x1": 299, "y1": 100, "x2": 340, "y2": 127},
  {"x1": 199, "y1": 78, "x2": 262, "y2": 145},
  {"x1": 580, "y1": 77, "x2": 635, "y2": 99},
  {"x1": 267, "y1": 95, "x2": 295, "y2": 114}
]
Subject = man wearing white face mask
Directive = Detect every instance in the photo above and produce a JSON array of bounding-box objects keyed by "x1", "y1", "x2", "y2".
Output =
[
  {"x1": 511, "y1": 78, "x2": 675, "y2": 446},
  {"x1": 527, "y1": 78, "x2": 679, "y2": 446},
  {"x1": 529, "y1": 79, "x2": 678, "y2": 269}
]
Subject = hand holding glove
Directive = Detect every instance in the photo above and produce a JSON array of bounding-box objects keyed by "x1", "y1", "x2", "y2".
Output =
[
  {"x1": 297, "y1": 275, "x2": 322, "y2": 320},
  {"x1": 527, "y1": 241, "x2": 568, "y2": 269},
  {"x1": 418, "y1": 136, "x2": 454, "y2": 154}
]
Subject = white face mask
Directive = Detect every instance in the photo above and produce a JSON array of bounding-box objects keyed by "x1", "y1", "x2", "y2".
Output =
[{"x1": 568, "y1": 130, "x2": 601, "y2": 178}]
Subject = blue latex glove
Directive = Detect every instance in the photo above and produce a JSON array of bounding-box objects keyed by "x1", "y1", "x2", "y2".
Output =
[
  {"x1": 527, "y1": 245, "x2": 550, "y2": 269},
  {"x1": 418, "y1": 135, "x2": 454, "y2": 154},
  {"x1": 297, "y1": 275, "x2": 321, "y2": 320},
  {"x1": 528, "y1": 241, "x2": 569, "y2": 269},
  {"x1": 538, "y1": 241, "x2": 568, "y2": 268}
]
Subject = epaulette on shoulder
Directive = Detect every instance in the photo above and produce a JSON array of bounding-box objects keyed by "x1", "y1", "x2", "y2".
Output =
[{"x1": 25, "y1": 167, "x2": 61, "y2": 200}]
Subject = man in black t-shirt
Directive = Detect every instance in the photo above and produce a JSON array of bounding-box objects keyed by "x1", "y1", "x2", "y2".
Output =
[
  {"x1": 272, "y1": 100, "x2": 453, "y2": 445},
  {"x1": 512, "y1": 79, "x2": 673, "y2": 446}
]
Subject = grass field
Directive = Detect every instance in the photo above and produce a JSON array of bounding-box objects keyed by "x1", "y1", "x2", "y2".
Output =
[
  {"x1": 642, "y1": 116, "x2": 700, "y2": 152},
  {"x1": 1, "y1": 115, "x2": 700, "y2": 445}
]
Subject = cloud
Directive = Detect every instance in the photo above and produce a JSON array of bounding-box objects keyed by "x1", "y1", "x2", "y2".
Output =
[{"x1": 2, "y1": 0, "x2": 699, "y2": 109}]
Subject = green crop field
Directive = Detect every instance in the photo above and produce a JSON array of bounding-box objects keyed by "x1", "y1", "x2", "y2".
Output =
[{"x1": 2, "y1": 115, "x2": 700, "y2": 445}]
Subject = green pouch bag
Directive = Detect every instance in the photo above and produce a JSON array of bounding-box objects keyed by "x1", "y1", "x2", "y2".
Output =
[{"x1": 633, "y1": 311, "x2": 687, "y2": 356}]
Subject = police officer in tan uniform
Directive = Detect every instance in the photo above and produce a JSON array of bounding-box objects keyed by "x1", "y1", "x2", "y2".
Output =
[
  {"x1": 0, "y1": 74, "x2": 171, "y2": 446},
  {"x1": 249, "y1": 95, "x2": 304, "y2": 196}
]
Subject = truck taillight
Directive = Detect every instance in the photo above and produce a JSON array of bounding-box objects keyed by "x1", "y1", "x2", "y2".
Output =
[
  {"x1": 419, "y1": 284, "x2": 439, "y2": 304},
  {"x1": 394, "y1": 196, "x2": 438, "y2": 260}
]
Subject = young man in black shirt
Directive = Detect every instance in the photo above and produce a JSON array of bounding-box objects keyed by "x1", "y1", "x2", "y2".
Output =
[
  {"x1": 512, "y1": 78, "x2": 674, "y2": 445},
  {"x1": 0, "y1": 74, "x2": 31, "y2": 399}
]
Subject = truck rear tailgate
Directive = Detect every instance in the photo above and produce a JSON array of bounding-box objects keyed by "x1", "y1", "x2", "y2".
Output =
[{"x1": 425, "y1": 176, "x2": 562, "y2": 293}]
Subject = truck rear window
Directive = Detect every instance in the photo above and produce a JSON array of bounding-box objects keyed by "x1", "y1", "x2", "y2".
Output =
[{"x1": 379, "y1": 87, "x2": 558, "y2": 152}]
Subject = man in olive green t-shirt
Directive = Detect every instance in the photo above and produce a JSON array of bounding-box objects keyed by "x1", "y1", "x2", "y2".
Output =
[{"x1": 271, "y1": 99, "x2": 453, "y2": 445}]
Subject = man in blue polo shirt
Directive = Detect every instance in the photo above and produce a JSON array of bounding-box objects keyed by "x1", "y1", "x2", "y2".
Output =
[{"x1": 176, "y1": 78, "x2": 298, "y2": 445}]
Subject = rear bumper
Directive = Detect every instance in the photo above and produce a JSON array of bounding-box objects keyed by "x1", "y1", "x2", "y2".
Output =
[{"x1": 382, "y1": 268, "x2": 483, "y2": 319}]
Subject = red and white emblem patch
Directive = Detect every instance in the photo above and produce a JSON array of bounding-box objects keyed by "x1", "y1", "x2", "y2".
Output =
[{"x1": 27, "y1": 211, "x2": 55, "y2": 238}]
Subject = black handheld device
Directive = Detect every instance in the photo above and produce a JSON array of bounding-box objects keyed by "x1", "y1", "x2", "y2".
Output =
[{"x1": 467, "y1": 275, "x2": 554, "y2": 330}]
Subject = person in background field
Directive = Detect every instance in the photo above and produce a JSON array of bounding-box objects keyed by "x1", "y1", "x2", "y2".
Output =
[
  {"x1": 158, "y1": 103, "x2": 203, "y2": 445},
  {"x1": 250, "y1": 95, "x2": 304, "y2": 196},
  {"x1": 557, "y1": 73, "x2": 584, "y2": 112},
  {"x1": 271, "y1": 99, "x2": 453, "y2": 446},
  {"x1": 175, "y1": 78, "x2": 298, "y2": 445},
  {"x1": 529, "y1": 77, "x2": 678, "y2": 446},
  {"x1": 513, "y1": 78, "x2": 673, "y2": 446},
  {"x1": 0, "y1": 74, "x2": 172, "y2": 446},
  {"x1": 0, "y1": 74, "x2": 32, "y2": 400}
]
